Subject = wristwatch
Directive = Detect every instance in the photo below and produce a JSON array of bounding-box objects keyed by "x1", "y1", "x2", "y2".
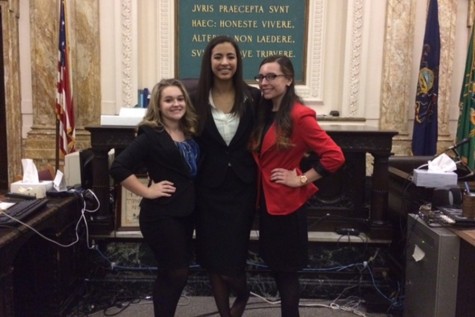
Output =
[{"x1": 299, "y1": 175, "x2": 308, "y2": 185}]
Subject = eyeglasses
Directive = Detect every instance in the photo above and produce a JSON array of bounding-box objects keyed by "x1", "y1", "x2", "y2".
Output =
[{"x1": 254, "y1": 74, "x2": 286, "y2": 82}]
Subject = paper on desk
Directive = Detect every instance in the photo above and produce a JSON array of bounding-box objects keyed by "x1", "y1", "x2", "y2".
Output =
[
  {"x1": 412, "y1": 244, "x2": 425, "y2": 262},
  {"x1": 0, "y1": 202, "x2": 15, "y2": 211},
  {"x1": 22, "y1": 158, "x2": 39, "y2": 183},
  {"x1": 53, "y1": 170, "x2": 67, "y2": 192}
]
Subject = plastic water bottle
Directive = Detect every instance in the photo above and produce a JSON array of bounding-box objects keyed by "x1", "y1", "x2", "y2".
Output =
[
  {"x1": 142, "y1": 88, "x2": 149, "y2": 108},
  {"x1": 137, "y1": 89, "x2": 143, "y2": 107}
]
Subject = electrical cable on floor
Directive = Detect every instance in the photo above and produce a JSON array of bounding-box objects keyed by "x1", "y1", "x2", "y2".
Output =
[
  {"x1": 86, "y1": 244, "x2": 401, "y2": 315},
  {"x1": 249, "y1": 291, "x2": 280, "y2": 305},
  {"x1": 246, "y1": 248, "x2": 404, "y2": 316},
  {"x1": 69, "y1": 191, "x2": 402, "y2": 316},
  {"x1": 177, "y1": 294, "x2": 192, "y2": 307},
  {"x1": 247, "y1": 290, "x2": 368, "y2": 317}
]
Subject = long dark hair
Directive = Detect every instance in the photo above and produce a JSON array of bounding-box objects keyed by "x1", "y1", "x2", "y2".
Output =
[
  {"x1": 251, "y1": 55, "x2": 303, "y2": 151},
  {"x1": 195, "y1": 35, "x2": 252, "y2": 133}
]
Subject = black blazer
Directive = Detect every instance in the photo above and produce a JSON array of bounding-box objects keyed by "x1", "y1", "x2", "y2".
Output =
[
  {"x1": 110, "y1": 125, "x2": 196, "y2": 217},
  {"x1": 194, "y1": 86, "x2": 260, "y2": 188}
]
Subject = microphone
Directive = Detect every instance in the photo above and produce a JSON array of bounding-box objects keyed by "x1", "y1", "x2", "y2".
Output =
[{"x1": 448, "y1": 137, "x2": 472, "y2": 150}]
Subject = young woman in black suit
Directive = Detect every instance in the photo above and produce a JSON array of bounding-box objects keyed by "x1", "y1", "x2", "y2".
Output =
[
  {"x1": 191, "y1": 35, "x2": 260, "y2": 317},
  {"x1": 110, "y1": 78, "x2": 199, "y2": 317}
]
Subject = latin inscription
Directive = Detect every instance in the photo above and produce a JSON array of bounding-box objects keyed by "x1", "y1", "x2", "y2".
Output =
[{"x1": 179, "y1": 1, "x2": 306, "y2": 81}]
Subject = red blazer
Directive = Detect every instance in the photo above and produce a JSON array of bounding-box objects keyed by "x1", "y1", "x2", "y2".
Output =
[{"x1": 253, "y1": 103, "x2": 345, "y2": 215}]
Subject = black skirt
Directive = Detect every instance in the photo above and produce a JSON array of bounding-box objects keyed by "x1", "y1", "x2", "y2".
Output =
[
  {"x1": 139, "y1": 209, "x2": 194, "y2": 270},
  {"x1": 258, "y1": 202, "x2": 309, "y2": 272},
  {"x1": 196, "y1": 170, "x2": 256, "y2": 276}
]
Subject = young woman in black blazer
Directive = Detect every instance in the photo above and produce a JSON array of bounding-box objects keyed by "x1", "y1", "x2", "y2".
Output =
[
  {"x1": 192, "y1": 35, "x2": 260, "y2": 317},
  {"x1": 110, "y1": 78, "x2": 199, "y2": 317}
]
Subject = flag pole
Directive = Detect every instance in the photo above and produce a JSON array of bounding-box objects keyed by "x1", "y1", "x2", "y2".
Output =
[
  {"x1": 55, "y1": 0, "x2": 61, "y2": 173},
  {"x1": 55, "y1": 116, "x2": 60, "y2": 173}
]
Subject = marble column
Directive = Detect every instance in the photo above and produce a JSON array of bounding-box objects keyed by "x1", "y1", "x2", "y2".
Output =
[
  {"x1": 1, "y1": 0, "x2": 22, "y2": 183},
  {"x1": 437, "y1": 0, "x2": 458, "y2": 149},
  {"x1": 23, "y1": 0, "x2": 100, "y2": 171}
]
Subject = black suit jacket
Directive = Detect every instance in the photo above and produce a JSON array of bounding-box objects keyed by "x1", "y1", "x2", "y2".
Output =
[
  {"x1": 110, "y1": 125, "x2": 196, "y2": 217},
  {"x1": 194, "y1": 86, "x2": 260, "y2": 188}
]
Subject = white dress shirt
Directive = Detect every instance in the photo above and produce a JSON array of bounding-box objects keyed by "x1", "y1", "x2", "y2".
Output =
[{"x1": 209, "y1": 91, "x2": 240, "y2": 146}]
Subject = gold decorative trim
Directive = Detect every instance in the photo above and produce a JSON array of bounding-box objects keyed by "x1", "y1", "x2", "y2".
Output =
[{"x1": 469, "y1": 0, "x2": 475, "y2": 26}]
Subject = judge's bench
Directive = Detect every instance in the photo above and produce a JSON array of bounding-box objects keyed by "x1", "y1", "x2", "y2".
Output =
[{"x1": 85, "y1": 124, "x2": 398, "y2": 240}]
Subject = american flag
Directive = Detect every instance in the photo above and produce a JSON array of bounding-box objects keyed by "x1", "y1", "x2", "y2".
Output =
[{"x1": 56, "y1": 0, "x2": 75, "y2": 155}]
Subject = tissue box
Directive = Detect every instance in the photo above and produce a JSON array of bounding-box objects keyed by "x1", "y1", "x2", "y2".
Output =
[
  {"x1": 10, "y1": 180, "x2": 54, "y2": 198},
  {"x1": 412, "y1": 169, "x2": 458, "y2": 188}
]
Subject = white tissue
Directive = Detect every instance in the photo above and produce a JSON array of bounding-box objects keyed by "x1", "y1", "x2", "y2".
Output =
[
  {"x1": 22, "y1": 158, "x2": 39, "y2": 183},
  {"x1": 427, "y1": 153, "x2": 457, "y2": 173},
  {"x1": 412, "y1": 153, "x2": 458, "y2": 187},
  {"x1": 11, "y1": 159, "x2": 53, "y2": 198}
]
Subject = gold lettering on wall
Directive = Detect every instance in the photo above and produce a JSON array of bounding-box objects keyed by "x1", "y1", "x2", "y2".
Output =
[
  {"x1": 192, "y1": 4, "x2": 215, "y2": 13},
  {"x1": 256, "y1": 35, "x2": 295, "y2": 43},
  {"x1": 186, "y1": 4, "x2": 298, "y2": 55},
  {"x1": 268, "y1": 5, "x2": 290, "y2": 13},
  {"x1": 219, "y1": 20, "x2": 258, "y2": 28},
  {"x1": 191, "y1": 20, "x2": 216, "y2": 27},
  {"x1": 218, "y1": 5, "x2": 265, "y2": 13}
]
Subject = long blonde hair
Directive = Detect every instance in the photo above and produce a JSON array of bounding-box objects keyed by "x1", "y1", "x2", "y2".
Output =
[{"x1": 140, "y1": 78, "x2": 199, "y2": 138}]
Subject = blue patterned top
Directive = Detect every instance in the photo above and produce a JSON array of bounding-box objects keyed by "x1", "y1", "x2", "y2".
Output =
[{"x1": 175, "y1": 139, "x2": 199, "y2": 177}]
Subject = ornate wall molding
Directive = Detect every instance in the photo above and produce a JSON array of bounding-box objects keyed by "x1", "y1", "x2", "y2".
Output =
[
  {"x1": 120, "y1": 0, "x2": 134, "y2": 107},
  {"x1": 345, "y1": 0, "x2": 364, "y2": 117},
  {"x1": 299, "y1": 0, "x2": 325, "y2": 102},
  {"x1": 157, "y1": 0, "x2": 174, "y2": 78}
]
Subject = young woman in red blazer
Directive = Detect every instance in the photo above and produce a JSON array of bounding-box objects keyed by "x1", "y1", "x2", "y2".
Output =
[{"x1": 251, "y1": 55, "x2": 345, "y2": 317}]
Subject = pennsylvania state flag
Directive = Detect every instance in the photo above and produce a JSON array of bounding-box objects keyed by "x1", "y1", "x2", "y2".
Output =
[
  {"x1": 456, "y1": 24, "x2": 475, "y2": 169},
  {"x1": 412, "y1": 0, "x2": 440, "y2": 156}
]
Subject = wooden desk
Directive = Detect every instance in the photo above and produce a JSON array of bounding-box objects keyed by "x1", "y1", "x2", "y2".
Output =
[
  {"x1": 86, "y1": 125, "x2": 398, "y2": 238},
  {"x1": 452, "y1": 228, "x2": 475, "y2": 247},
  {"x1": 86, "y1": 125, "x2": 136, "y2": 233},
  {"x1": 450, "y1": 227, "x2": 475, "y2": 317},
  {"x1": 0, "y1": 196, "x2": 85, "y2": 317},
  {"x1": 388, "y1": 164, "x2": 475, "y2": 316},
  {"x1": 307, "y1": 125, "x2": 398, "y2": 238}
]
